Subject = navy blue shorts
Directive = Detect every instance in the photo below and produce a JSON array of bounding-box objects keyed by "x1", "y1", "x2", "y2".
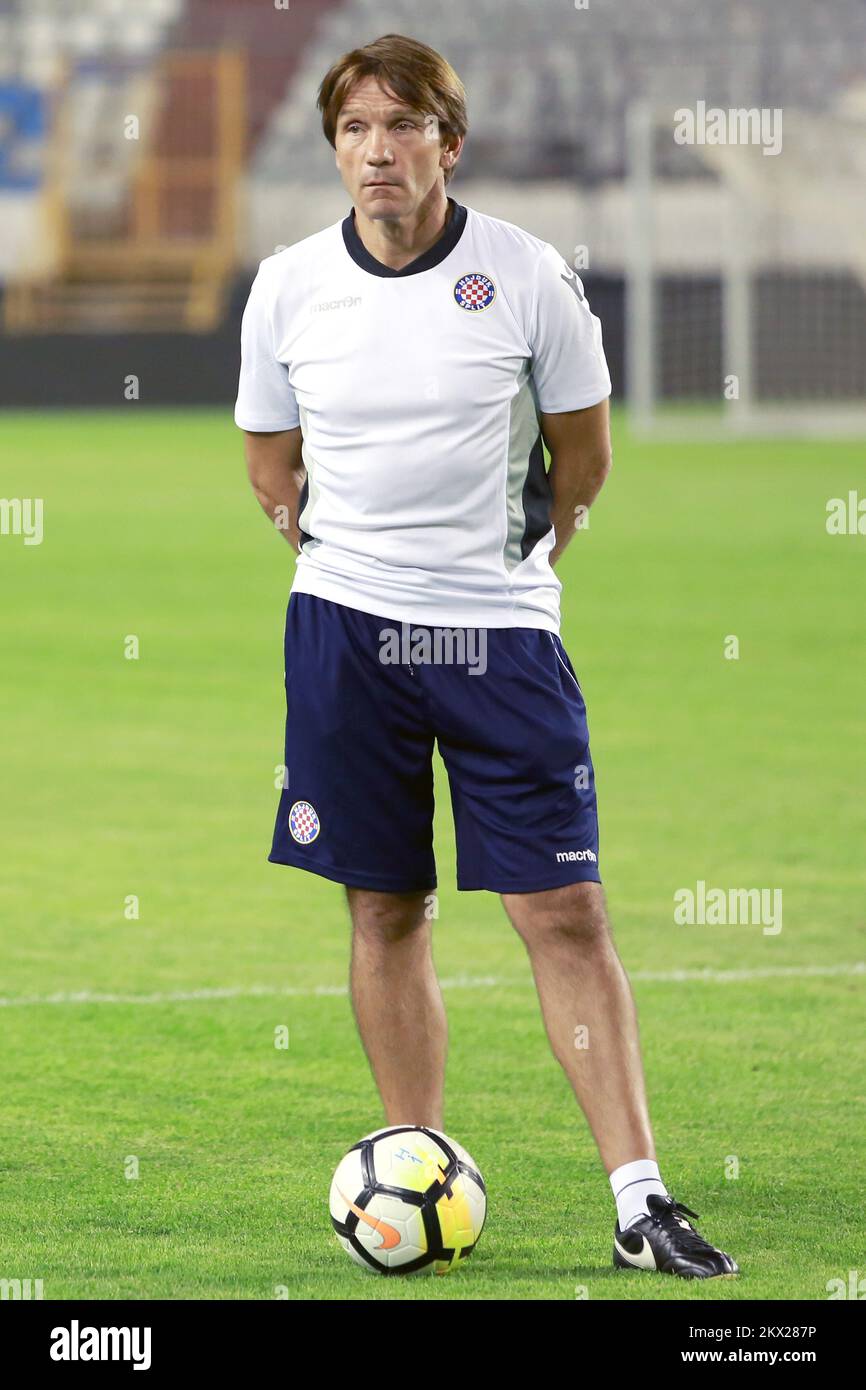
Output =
[{"x1": 269, "y1": 593, "x2": 601, "y2": 894}]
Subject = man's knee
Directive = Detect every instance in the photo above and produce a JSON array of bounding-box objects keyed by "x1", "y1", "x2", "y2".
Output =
[
  {"x1": 346, "y1": 886, "x2": 431, "y2": 943},
  {"x1": 501, "y1": 881, "x2": 611, "y2": 949}
]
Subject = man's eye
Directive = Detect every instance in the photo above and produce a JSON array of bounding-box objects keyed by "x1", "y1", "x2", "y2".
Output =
[{"x1": 345, "y1": 121, "x2": 414, "y2": 133}]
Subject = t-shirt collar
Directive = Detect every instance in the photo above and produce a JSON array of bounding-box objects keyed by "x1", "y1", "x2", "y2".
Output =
[{"x1": 342, "y1": 196, "x2": 468, "y2": 278}]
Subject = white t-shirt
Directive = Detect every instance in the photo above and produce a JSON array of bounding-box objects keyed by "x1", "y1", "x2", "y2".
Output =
[{"x1": 235, "y1": 197, "x2": 611, "y2": 631}]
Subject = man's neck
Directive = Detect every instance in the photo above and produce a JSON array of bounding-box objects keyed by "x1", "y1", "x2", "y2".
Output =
[{"x1": 353, "y1": 196, "x2": 452, "y2": 272}]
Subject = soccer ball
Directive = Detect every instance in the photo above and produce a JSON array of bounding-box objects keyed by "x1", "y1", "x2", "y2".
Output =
[{"x1": 329, "y1": 1125, "x2": 487, "y2": 1275}]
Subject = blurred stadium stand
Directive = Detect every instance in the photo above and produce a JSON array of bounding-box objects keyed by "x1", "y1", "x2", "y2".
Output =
[
  {"x1": 0, "y1": 0, "x2": 864, "y2": 410},
  {"x1": 252, "y1": 0, "x2": 866, "y2": 187}
]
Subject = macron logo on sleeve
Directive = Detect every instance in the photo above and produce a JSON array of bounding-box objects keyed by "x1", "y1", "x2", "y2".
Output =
[{"x1": 560, "y1": 265, "x2": 585, "y2": 302}]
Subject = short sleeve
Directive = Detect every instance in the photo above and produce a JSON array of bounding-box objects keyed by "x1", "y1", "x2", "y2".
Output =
[
  {"x1": 527, "y1": 243, "x2": 612, "y2": 413},
  {"x1": 234, "y1": 264, "x2": 301, "y2": 432}
]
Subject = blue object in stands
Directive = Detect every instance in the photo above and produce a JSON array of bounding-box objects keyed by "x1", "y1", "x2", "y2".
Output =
[{"x1": 0, "y1": 83, "x2": 46, "y2": 190}]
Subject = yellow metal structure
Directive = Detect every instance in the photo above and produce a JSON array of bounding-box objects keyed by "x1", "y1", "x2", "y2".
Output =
[{"x1": 5, "y1": 49, "x2": 246, "y2": 333}]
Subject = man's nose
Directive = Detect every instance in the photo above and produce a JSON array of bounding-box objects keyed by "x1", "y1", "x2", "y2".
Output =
[{"x1": 366, "y1": 129, "x2": 393, "y2": 161}]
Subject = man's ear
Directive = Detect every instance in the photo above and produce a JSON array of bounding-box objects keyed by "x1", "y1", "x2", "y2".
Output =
[{"x1": 441, "y1": 138, "x2": 461, "y2": 171}]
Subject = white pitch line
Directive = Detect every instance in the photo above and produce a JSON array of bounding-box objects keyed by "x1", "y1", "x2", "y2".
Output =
[
  {"x1": 633, "y1": 962, "x2": 866, "y2": 983},
  {"x1": 0, "y1": 963, "x2": 862, "y2": 1009}
]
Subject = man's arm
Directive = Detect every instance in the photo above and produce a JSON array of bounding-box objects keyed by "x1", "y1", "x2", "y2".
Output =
[
  {"x1": 243, "y1": 427, "x2": 306, "y2": 553},
  {"x1": 539, "y1": 398, "x2": 612, "y2": 567}
]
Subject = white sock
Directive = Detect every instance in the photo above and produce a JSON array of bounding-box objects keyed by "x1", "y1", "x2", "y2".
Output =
[{"x1": 610, "y1": 1158, "x2": 669, "y2": 1230}]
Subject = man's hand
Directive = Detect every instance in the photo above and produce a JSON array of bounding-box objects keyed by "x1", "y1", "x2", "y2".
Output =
[
  {"x1": 540, "y1": 399, "x2": 612, "y2": 567},
  {"x1": 243, "y1": 427, "x2": 306, "y2": 553}
]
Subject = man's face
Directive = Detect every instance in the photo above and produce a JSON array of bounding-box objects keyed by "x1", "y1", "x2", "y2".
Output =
[{"x1": 334, "y1": 75, "x2": 458, "y2": 218}]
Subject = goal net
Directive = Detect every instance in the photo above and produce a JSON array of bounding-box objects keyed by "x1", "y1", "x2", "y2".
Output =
[{"x1": 625, "y1": 94, "x2": 866, "y2": 436}]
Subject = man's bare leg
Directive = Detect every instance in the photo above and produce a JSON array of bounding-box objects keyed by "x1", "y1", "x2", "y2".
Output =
[
  {"x1": 499, "y1": 881, "x2": 740, "y2": 1275},
  {"x1": 346, "y1": 886, "x2": 447, "y2": 1131},
  {"x1": 501, "y1": 880, "x2": 655, "y2": 1174}
]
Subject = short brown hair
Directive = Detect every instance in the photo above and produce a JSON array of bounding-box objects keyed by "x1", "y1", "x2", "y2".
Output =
[{"x1": 317, "y1": 33, "x2": 468, "y2": 187}]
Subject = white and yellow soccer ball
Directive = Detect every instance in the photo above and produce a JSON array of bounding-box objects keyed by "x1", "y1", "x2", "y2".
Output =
[{"x1": 329, "y1": 1125, "x2": 486, "y2": 1275}]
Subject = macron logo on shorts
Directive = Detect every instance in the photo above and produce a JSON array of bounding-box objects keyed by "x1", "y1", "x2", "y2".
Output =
[{"x1": 556, "y1": 849, "x2": 597, "y2": 863}]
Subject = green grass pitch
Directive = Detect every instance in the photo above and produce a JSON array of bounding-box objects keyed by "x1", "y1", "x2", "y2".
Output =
[{"x1": 1, "y1": 408, "x2": 863, "y2": 1300}]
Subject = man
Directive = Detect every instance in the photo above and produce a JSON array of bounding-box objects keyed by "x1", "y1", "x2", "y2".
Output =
[{"x1": 235, "y1": 33, "x2": 738, "y2": 1279}]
